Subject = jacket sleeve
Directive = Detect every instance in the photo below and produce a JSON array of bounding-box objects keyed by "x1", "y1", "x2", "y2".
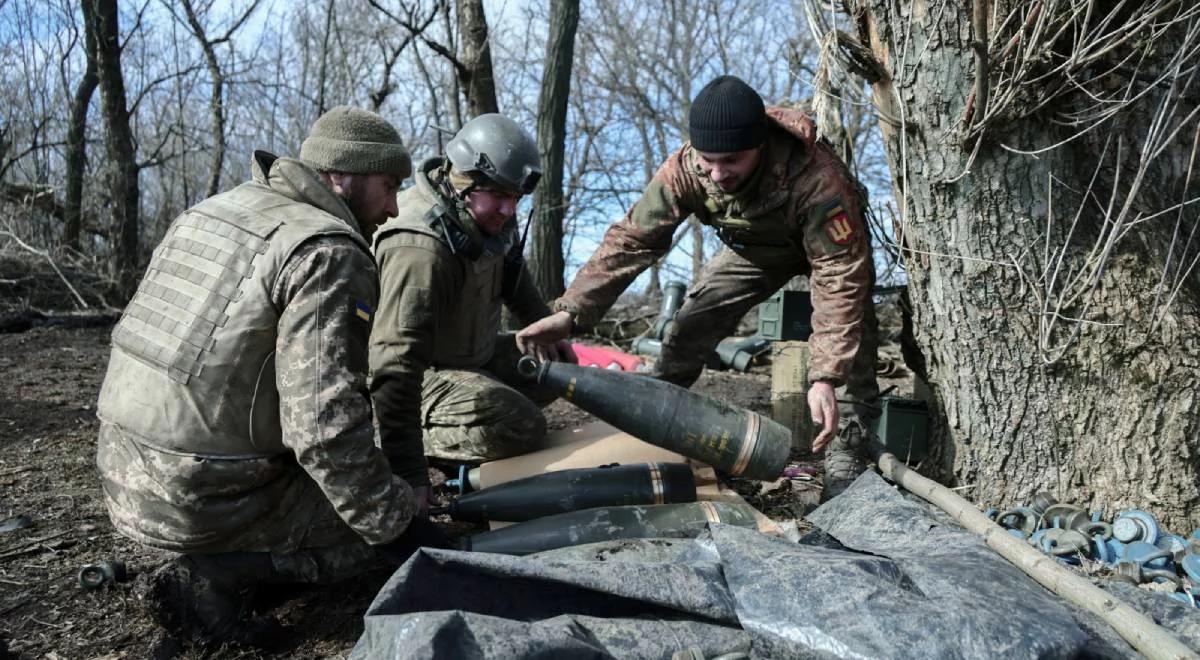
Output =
[
  {"x1": 368, "y1": 232, "x2": 459, "y2": 488},
  {"x1": 552, "y1": 149, "x2": 699, "y2": 330},
  {"x1": 798, "y1": 149, "x2": 873, "y2": 386},
  {"x1": 273, "y1": 237, "x2": 413, "y2": 546}
]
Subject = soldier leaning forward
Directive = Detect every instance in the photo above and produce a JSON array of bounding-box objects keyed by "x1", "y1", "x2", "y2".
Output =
[
  {"x1": 95, "y1": 106, "x2": 446, "y2": 648},
  {"x1": 517, "y1": 75, "x2": 882, "y2": 499},
  {"x1": 369, "y1": 113, "x2": 574, "y2": 493}
]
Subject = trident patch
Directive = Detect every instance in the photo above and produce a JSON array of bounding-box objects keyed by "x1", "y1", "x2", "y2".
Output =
[{"x1": 821, "y1": 199, "x2": 856, "y2": 246}]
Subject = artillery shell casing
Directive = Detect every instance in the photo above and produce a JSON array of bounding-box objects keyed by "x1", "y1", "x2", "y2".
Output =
[
  {"x1": 461, "y1": 501, "x2": 761, "y2": 555},
  {"x1": 448, "y1": 462, "x2": 697, "y2": 522},
  {"x1": 519, "y1": 359, "x2": 790, "y2": 480}
]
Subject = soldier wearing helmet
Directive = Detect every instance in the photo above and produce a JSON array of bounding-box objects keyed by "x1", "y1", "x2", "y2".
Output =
[{"x1": 369, "y1": 114, "x2": 574, "y2": 500}]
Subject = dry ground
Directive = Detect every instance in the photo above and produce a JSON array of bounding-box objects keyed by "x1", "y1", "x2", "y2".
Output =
[{"x1": 1, "y1": 322, "x2": 853, "y2": 659}]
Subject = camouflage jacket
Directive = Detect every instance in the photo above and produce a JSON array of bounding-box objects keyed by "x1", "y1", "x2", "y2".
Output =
[
  {"x1": 95, "y1": 152, "x2": 413, "y2": 553},
  {"x1": 553, "y1": 107, "x2": 872, "y2": 384},
  {"x1": 369, "y1": 158, "x2": 551, "y2": 486}
]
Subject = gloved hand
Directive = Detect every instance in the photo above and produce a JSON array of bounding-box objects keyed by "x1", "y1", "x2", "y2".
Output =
[{"x1": 378, "y1": 517, "x2": 453, "y2": 566}]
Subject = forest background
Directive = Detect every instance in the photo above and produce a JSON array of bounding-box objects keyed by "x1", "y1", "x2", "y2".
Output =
[{"x1": 3, "y1": 0, "x2": 1200, "y2": 530}]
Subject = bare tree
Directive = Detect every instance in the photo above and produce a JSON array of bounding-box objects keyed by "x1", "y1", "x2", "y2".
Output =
[
  {"x1": 823, "y1": 0, "x2": 1200, "y2": 527},
  {"x1": 170, "y1": 0, "x2": 262, "y2": 198},
  {"x1": 364, "y1": 1, "x2": 439, "y2": 112},
  {"x1": 529, "y1": 0, "x2": 579, "y2": 299},
  {"x1": 63, "y1": 1, "x2": 99, "y2": 251},
  {"x1": 455, "y1": 0, "x2": 498, "y2": 116},
  {"x1": 314, "y1": 0, "x2": 336, "y2": 115},
  {"x1": 563, "y1": 0, "x2": 803, "y2": 286},
  {"x1": 85, "y1": 0, "x2": 141, "y2": 293},
  {"x1": 407, "y1": 0, "x2": 499, "y2": 118}
]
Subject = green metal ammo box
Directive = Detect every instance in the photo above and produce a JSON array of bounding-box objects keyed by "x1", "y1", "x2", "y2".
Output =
[
  {"x1": 757, "y1": 290, "x2": 813, "y2": 341},
  {"x1": 871, "y1": 396, "x2": 929, "y2": 463}
]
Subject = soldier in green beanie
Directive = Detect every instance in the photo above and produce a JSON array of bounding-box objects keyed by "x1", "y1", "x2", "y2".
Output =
[
  {"x1": 95, "y1": 105, "x2": 445, "y2": 649},
  {"x1": 517, "y1": 76, "x2": 881, "y2": 501},
  {"x1": 369, "y1": 114, "x2": 574, "y2": 493}
]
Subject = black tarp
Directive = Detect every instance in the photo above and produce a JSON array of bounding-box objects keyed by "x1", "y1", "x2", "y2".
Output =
[{"x1": 351, "y1": 472, "x2": 1200, "y2": 659}]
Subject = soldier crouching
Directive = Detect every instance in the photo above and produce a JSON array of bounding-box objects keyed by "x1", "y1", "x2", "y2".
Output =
[
  {"x1": 94, "y1": 106, "x2": 446, "y2": 649},
  {"x1": 369, "y1": 114, "x2": 575, "y2": 497},
  {"x1": 516, "y1": 75, "x2": 882, "y2": 499}
]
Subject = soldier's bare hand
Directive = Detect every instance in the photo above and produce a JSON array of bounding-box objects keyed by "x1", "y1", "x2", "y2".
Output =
[
  {"x1": 516, "y1": 311, "x2": 573, "y2": 355},
  {"x1": 555, "y1": 340, "x2": 578, "y2": 364},
  {"x1": 808, "y1": 381, "x2": 838, "y2": 452}
]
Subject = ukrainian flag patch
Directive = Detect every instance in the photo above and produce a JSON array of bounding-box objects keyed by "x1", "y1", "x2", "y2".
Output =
[{"x1": 355, "y1": 300, "x2": 372, "y2": 322}]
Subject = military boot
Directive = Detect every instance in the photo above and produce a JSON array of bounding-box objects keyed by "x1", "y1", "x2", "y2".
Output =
[
  {"x1": 137, "y1": 552, "x2": 288, "y2": 650},
  {"x1": 821, "y1": 418, "x2": 875, "y2": 502}
]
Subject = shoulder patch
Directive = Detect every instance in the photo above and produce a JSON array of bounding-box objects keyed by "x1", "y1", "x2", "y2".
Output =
[
  {"x1": 355, "y1": 300, "x2": 373, "y2": 322},
  {"x1": 819, "y1": 198, "x2": 856, "y2": 246}
]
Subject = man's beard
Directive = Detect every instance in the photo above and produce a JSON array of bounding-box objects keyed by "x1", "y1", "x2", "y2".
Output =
[{"x1": 341, "y1": 185, "x2": 382, "y2": 237}]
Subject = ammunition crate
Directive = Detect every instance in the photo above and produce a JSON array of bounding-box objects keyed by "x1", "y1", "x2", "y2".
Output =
[
  {"x1": 871, "y1": 396, "x2": 929, "y2": 463},
  {"x1": 757, "y1": 290, "x2": 813, "y2": 341}
]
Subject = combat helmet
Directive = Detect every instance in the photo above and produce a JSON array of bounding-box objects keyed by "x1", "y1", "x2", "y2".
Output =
[{"x1": 445, "y1": 114, "x2": 542, "y2": 194}]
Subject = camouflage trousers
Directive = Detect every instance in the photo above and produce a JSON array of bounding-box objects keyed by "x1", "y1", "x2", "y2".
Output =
[
  {"x1": 656, "y1": 247, "x2": 880, "y2": 423},
  {"x1": 421, "y1": 334, "x2": 559, "y2": 464},
  {"x1": 153, "y1": 477, "x2": 387, "y2": 586}
]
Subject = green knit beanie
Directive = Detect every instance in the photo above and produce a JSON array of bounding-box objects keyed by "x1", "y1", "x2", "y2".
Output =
[{"x1": 300, "y1": 106, "x2": 412, "y2": 179}]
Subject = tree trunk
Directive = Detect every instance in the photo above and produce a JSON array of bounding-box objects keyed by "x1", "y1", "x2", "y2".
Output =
[
  {"x1": 315, "y1": 0, "x2": 336, "y2": 116},
  {"x1": 87, "y1": 0, "x2": 140, "y2": 295},
  {"x1": 529, "y1": 0, "x2": 579, "y2": 300},
  {"x1": 455, "y1": 0, "x2": 498, "y2": 116},
  {"x1": 852, "y1": 0, "x2": 1200, "y2": 528},
  {"x1": 63, "y1": 5, "x2": 99, "y2": 252},
  {"x1": 180, "y1": 0, "x2": 226, "y2": 199}
]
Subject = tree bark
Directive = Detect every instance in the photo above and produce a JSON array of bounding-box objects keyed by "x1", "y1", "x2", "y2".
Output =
[
  {"x1": 63, "y1": 5, "x2": 99, "y2": 252},
  {"x1": 179, "y1": 0, "x2": 227, "y2": 199},
  {"x1": 455, "y1": 0, "x2": 498, "y2": 116},
  {"x1": 852, "y1": 0, "x2": 1200, "y2": 528},
  {"x1": 87, "y1": 0, "x2": 140, "y2": 295},
  {"x1": 315, "y1": 0, "x2": 336, "y2": 116},
  {"x1": 529, "y1": 0, "x2": 579, "y2": 300}
]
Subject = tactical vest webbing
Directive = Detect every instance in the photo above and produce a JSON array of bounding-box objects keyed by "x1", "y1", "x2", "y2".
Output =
[{"x1": 97, "y1": 181, "x2": 368, "y2": 457}]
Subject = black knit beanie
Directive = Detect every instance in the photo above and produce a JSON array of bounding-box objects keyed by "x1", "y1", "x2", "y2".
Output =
[{"x1": 688, "y1": 75, "x2": 768, "y2": 153}]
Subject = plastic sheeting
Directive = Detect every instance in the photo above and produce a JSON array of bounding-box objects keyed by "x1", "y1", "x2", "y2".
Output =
[{"x1": 352, "y1": 472, "x2": 1200, "y2": 659}]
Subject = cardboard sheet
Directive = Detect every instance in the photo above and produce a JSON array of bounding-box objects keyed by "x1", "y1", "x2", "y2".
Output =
[
  {"x1": 477, "y1": 421, "x2": 707, "y2": 489},
  {"x1": 474, "y1": 421, "x2": 787, "y2": 532}
]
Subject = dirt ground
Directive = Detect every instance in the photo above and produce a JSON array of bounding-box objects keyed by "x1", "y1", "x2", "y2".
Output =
[
  {"x1": 1, "y1": 320, "x2": 899, "y2": 659},
  {"x1": 0, "y1": 252, "x2": 912, "y2": 659}
]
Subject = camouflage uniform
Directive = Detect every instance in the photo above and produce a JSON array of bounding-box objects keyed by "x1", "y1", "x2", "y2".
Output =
[
  {"x1": 370, "y1": 158, "x2": 555, "y2": 479},
  {"x1": 96, "y1": 151, "x2": 413, "y2": 585},
  {"x1": 553, "y1": 107, "x2": 880, "y2": 482}
]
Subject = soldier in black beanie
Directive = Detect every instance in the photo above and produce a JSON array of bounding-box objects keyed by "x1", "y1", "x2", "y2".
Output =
[
  {"x1": 687, "y1": 74, "x2": 769, "y2": 154},
  {"x1": 518, "y1": 74, "x2": 881, "y2": 501}
]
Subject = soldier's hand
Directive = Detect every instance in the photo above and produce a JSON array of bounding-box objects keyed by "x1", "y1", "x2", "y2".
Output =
[
  {"x1": 378, "y1": 518, "x2": 452, "y2": 566},
  {"x1": 412, "y1": 485, "x2": 432, "y2": 516},
  {"x1": 516, "y1": 311, "x2": 573, "y2": 356},
  {"x1": 554, "y1": 340, "x2": 578, "y2": 364},
  {"x1": 808, "y1": 381, "x2": 838, "y2": 452}
]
